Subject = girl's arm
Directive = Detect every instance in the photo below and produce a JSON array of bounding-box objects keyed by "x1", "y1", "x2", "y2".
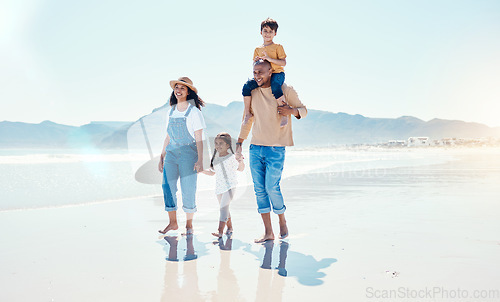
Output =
[
  {"x1": 193, "y1": 129, "x2": 203, "y2": 172},
  {"x1": 201, "y1": 169, "x2": 215, "y2": 176},
  {"x1": 158, "y1": 134, "x2": 170, "y2": 172}
]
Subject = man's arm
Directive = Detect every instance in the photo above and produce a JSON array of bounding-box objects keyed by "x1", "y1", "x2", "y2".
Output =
[
  {"x1": 278, "y1": 86, "x2": 307, "y2": 119},
  {"x1": 236, "y1": 112, "x2": 253, "y2": 160}
]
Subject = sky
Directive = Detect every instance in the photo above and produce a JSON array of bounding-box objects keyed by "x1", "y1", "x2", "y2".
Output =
[{"x1": 1, "y1": 0, "x2": 500, "y2": 127}]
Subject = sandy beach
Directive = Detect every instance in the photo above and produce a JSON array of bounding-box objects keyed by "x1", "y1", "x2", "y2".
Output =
[{"x1": 1, "y1": 148, "x2": 500, "y2": 301}]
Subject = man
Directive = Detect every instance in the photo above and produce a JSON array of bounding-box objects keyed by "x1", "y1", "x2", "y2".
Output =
[{"x1": 236, "y1": 59, "x2": 307, "y2": 243}]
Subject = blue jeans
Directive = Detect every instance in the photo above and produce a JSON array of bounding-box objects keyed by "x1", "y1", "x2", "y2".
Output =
[
  {"x1": 249, "y1": 144, "x2": 286, "y2": 214},
  {"x1": 162, "y1": 143, "x2": 198, "y2": 213},
  {"x1": 242, "y1": 72, "x2": 285, "y2": 99}
]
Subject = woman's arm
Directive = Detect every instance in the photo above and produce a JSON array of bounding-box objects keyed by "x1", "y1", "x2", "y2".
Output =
[
  {"x1": 158, "y1": 134, "x2": 170, "y2": 172},
  {"x1": 193, "y1": 129, "x2": 203, "y2": 172}
]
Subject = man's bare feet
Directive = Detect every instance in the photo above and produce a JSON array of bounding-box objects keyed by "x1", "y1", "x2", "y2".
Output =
[
  {"x1": 158, "y1": 223, "x2": 178, "y2": 234},
  {"x1": 279, "y1": 223, "x2": 288, "y2": 239},
  {"x1": 254, "y1": 233, "x2": 275, "y2": 243}
]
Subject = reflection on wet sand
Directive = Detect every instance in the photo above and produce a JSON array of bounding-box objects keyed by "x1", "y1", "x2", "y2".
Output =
[
  {"x1": 160, "y1": 235, "x2": 204, "y2": 302},
  {"x1": 245, "y1": 240, "x2": 336, "y2": 286},
  {"x1": 159, "y1": 235, "x2": 336, "y2": 301},
  {"x1": 254, "y1": 241, "x2": 287, "y2": 302},
  {"x1": 208, "y1": 236, "x2": 242, "y2": 301}
]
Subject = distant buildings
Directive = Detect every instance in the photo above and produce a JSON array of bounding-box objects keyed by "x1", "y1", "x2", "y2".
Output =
[
  {"x1": 376, "y1": 137, "x2": 500, "y2": 148},
  {"x1": 407, "y1": 137, "x2": 429, "y2": 147}
]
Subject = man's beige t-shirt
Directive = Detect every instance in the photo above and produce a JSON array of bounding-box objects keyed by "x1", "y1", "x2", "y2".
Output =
[{"x1": 239, "y1": 84, "x2": 307, "y2": 147}]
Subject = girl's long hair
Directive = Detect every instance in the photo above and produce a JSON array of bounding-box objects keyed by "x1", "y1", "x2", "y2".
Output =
[
  {"x1": 210, "y1": 133, "x2": 235, "y2": 168},
  {"x1": 169, "y1": 86, "x2": 205, "y2": 110}
]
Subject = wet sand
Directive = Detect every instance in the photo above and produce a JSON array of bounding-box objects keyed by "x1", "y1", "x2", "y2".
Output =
[{"x1": 1, "y1": 149, "x2": 499, "y2": 301}]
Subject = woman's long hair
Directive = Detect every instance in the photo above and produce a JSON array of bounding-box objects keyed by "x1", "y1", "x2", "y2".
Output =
[
  {"x1": 210, "y1": 133, "x2": 235, "y2": 168},
  {"x1": 169, "y1": 86, "x2": 205, "y2": 110}
]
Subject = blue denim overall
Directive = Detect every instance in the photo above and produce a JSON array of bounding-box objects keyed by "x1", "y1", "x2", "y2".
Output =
[{"x1": 162, "y1": 104, "x2": 198, "y2": 213}]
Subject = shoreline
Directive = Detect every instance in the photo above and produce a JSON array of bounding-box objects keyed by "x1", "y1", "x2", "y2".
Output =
[{"x1": 1, "y1": 149, "x2": 499, "y2": 301}]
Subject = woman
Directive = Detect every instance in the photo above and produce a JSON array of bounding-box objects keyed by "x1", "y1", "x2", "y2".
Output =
[{"x1": 158, "y1": 77, "x2": 205, "y2": 235}]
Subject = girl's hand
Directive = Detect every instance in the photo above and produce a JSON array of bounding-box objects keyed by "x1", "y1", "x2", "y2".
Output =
[{"x1": 194, "y1": 160, "x2": 203, "y2": 173}]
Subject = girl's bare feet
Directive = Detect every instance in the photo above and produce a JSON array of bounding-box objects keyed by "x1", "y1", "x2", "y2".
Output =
[
  {"x1": 212, "y1": 232, "x2": 223, "y2": 238},
  {"x1": 158, "y1": 223, "x2": 178, "y2": 234},
  {"x1": 181, "y1": 228, "x2": 194, "y2": 236}
]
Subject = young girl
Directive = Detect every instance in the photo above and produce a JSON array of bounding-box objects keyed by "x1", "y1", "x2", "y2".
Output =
[{"x1": 202, "y1": 133, "x2": 245, "y2": 238}]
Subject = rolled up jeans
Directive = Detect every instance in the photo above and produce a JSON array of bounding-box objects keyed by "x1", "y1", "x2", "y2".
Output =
[
  {"x1": 162, "y1": 144, "x2": 198, "y2": 213},
  {"x1": 249, "y1": 144, "x2": 286, "y2": 214}
]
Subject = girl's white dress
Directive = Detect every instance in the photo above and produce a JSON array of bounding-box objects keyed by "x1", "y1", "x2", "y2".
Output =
[{"x1": 211, "y1": 153, "x2": 239, "y2": 194}]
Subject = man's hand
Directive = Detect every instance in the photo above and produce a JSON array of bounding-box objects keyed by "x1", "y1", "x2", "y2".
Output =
[
  {"x1": 277, "y1": 104, "x2": 298, "y2": 117},
  {"x1": 235, "y1": 143, "x2": 243, "y2": 161}
]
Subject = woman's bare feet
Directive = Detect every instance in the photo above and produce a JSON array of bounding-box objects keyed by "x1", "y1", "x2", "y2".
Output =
[{"x1": 158, "y1": 223, "x2": 178, "y2": 234}]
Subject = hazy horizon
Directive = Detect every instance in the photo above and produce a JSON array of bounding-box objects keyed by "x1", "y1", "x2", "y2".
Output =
[{"x1": 2, "y1": 100, "x2": 500, "y2": 129}]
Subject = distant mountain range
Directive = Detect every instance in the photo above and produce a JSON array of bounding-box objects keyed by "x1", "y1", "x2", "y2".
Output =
[{"x1": 1, "y1": 102, "x2": 499, "y2": 148}]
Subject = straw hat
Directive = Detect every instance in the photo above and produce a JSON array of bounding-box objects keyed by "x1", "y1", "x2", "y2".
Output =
[{"x1": 169, "y1": 76, "x2": 198, "y2": 94}]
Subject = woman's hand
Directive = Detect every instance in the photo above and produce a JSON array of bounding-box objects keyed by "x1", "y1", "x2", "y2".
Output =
[
  {"x1": 158, "y1": 153, "x2": 165, "y2": 172},
  {"x1": 194, "y1": 160, "x2": 203, "y2": 173}
]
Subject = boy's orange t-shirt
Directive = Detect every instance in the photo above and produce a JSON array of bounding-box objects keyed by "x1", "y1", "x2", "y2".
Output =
[{"x1": 253, "y1": 43, "x2": 286, "y2": 73}]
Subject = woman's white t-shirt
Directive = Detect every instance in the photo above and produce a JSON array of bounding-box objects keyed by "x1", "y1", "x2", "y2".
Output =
[
  {"x1": 211, "y1": 153, "x2": 239, "y2": 194},
  {"x1": 166, "y1": 103, "x2": 206, "y2": 139}
]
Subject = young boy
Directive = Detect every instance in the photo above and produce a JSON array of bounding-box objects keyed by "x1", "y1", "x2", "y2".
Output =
[{"x1": 242, "y1": 18, "x2": 288, "y2": 127}]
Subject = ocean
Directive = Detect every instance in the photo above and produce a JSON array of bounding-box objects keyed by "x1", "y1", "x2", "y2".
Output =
[{"x1": 0, "y1": 147, "x2": 457, "y2": 211}]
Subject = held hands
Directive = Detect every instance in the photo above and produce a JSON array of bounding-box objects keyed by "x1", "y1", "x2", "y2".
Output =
[
  {"x1": 235, "y1": 144, "x2": 244, "y2": 162},
  {"x1": 193, "y1": 160, "x2": 203, "y2": 173}
]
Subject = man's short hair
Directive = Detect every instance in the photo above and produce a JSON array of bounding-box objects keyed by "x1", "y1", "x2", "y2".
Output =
[
  {"x1": 254, "y1": 59, "x2": 271, "y2": 69},
  {"x1": 261, "y1": 18, "x2": 278, "y2": 33}
]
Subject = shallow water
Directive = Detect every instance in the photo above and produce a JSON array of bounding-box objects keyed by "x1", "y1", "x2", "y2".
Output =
[{"x1": 0, "y1": 147, "x2": 463, "y2": 210}]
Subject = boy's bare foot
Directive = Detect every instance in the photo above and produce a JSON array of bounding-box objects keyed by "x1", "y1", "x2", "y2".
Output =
[
  {"x1": 280, "y1": 115, "x2": 288, "y2": 127},
  {"x1": 212, "y1": 232, "x2": 223, "y2": 238},
  {"x1": 254, "y1": 233, "x2": 275, "y2": 243},
  {"x1": 158, "y1": 223, "x2": 178, "y2": 234},
  {"x1": 277, "y1": 95, "x2": 286, "y2": 106},
  {"x1": 242, "y1": 112, "x2": 253, "y2": 125}
]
